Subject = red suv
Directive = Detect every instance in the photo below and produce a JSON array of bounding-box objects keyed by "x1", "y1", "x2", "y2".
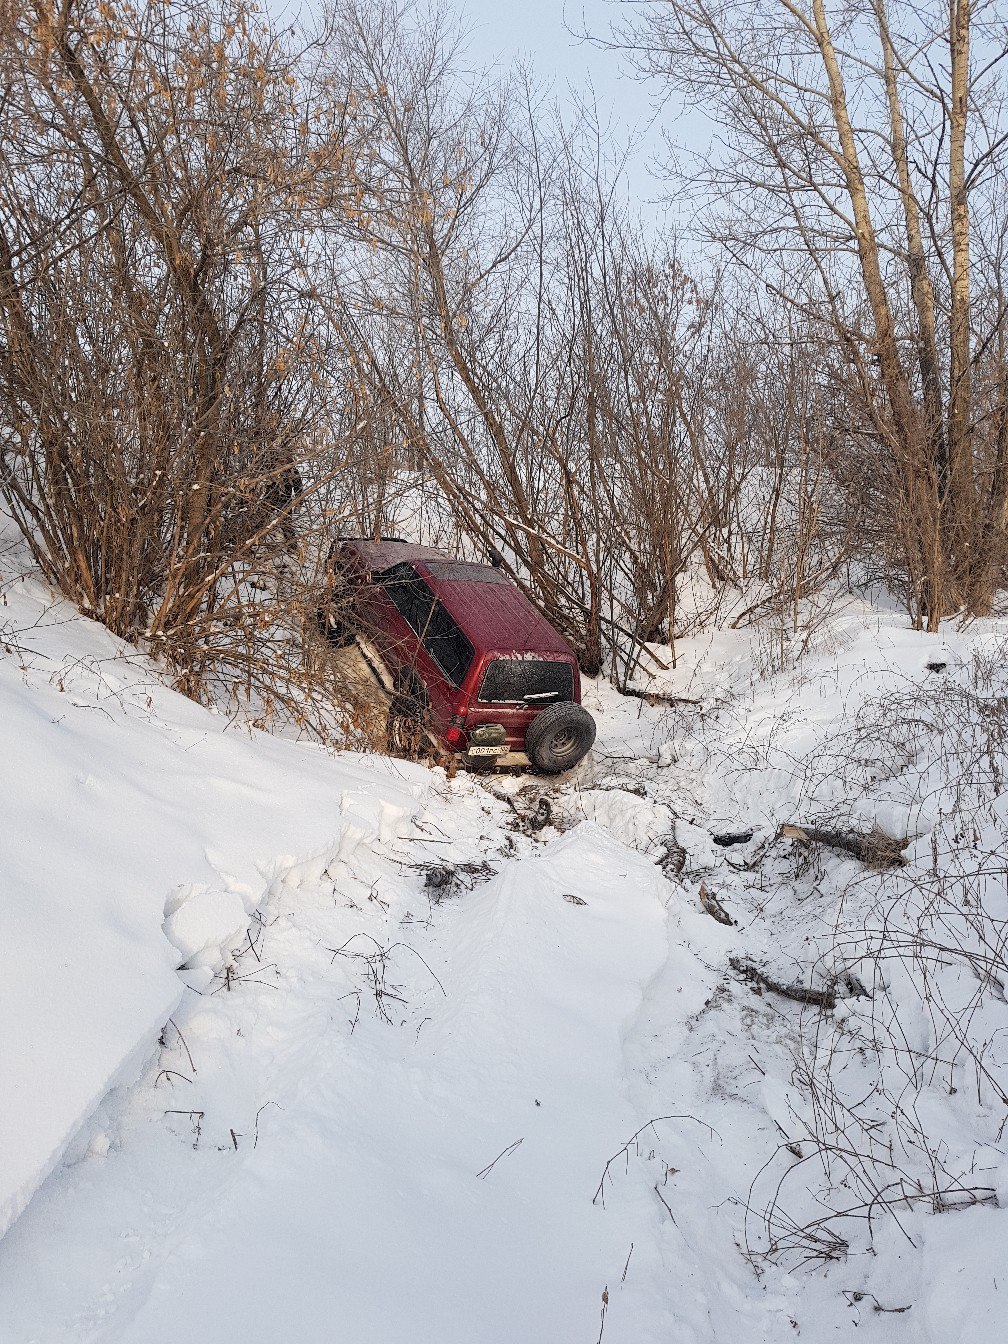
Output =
[{"x1": 320, "y1": 539, "x2": 596, "y2": 773}]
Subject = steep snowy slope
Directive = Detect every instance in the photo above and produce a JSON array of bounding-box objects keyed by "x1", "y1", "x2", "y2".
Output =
[
  {"x1": 0, "y1": 566, "x2": 426, "y2": 1240},
  {"x1": 2, "y1": 556, "x2": 1007, "y2": 1343}
]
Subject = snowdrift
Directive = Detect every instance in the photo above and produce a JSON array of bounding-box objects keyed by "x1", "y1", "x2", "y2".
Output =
[{"x1": 0, "y1": 569, "x2": 424, "y2": 1240}]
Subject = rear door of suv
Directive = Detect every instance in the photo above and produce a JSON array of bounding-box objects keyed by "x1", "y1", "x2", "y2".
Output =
[{"x1": 463, "y1": 653, "x2": 577, "y2": 751}]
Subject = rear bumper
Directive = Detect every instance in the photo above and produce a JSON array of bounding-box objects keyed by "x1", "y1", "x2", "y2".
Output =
[
  {"x1": 496, "y1": 750, "x2": 531, "y2": 770},
  {"x1": 461, "y1": 748, "x2": 530, "y2": 772}
]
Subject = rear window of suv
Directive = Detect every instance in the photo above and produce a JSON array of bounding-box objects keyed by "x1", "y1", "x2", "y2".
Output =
[
  {"x1": 478, "y1": 658, "x2": 574, "y2": 705},
  {"x1": 376, "y1": 563, "x2": 474, "y2": 687}
]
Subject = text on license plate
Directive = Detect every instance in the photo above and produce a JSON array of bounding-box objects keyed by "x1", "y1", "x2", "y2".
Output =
[{"x1": 467, "y1": 744, "x2": 508, "y2": 756}]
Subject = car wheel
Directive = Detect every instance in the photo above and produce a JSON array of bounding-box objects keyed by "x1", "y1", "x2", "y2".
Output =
[
  {"x1": 386, "y1": 674, "x2": 430, "y2": 759},
  {"x1": 525, "y1": 702, "x2": 596, "y2": 774}
]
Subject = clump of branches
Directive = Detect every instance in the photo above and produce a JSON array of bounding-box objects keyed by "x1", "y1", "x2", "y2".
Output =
[
  {"x1": 318, "y1": 1, "x2": 847, "y2": 680},
  {"x1": 613, "y1": 0, "x2": 1008, "y2": 628},
  {"x1": 746, "y1": 661, "x2": 1008, "y2": 1266},
  {"x1": 7, "y1": 0, "x2": 1004, "y2": 729},
  {"x1": 0, "y1": 0, "x2": 390, "y2": 736}
]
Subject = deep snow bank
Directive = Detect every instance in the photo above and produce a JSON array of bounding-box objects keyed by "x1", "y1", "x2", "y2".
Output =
[
  {"x1": 4, "y1": 554, "x2": 1007, "y2": 1344},
  {"x1": 0, "y1": 569, "x2": 425, "y2": 1239},
  {"x1": 104, "y1": 826, "x2": 670, "y2": 1344}
]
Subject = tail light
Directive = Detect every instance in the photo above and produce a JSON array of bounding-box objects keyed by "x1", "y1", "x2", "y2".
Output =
[{"x1": 445, "y1": 694, "x2": 470, "y2": 747}]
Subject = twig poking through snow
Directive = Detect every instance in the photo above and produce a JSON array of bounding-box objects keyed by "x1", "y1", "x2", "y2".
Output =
[
  {"x1": 597, "y1": 1286, "x2": 609, "y2": 1343},
  {"x1": 165, "y1": 1110, "x2": 203, "y2": 1149},
  {"x1": 476, "y1": 1137, "x2": 524, "y2": 1180},
  {"x1": 653, "y1": 1183, "x2": 677, "y2": 1225},
  {"x1": 253, "y1": 1101, "x2": 281, "y2": 1150},
  {"x1": 167, "y1": 1018, "x2": 197, "y2": 1074},
  {"x1": 154, "y1": 1069, "x2": 193, "y2": 1088},
  {"x1": 594, "y1": 1116, "x2": 720, "y2": 1208}
]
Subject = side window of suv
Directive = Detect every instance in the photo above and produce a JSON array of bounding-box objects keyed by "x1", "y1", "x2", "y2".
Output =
[
  {"x1": 420, "y1": 602, "x2": 475, "y2": 687},
  {"x1": 375, "y1": 564, "x2": 475, "y2": 687},
  {"x1": 377, "y1": 563, "x2": 433, "y2": 634}
]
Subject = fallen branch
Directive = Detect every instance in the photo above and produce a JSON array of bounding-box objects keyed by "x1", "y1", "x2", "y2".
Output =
[
  {"x1": 729, "y1": 956, "x2": 836, "y2": 1011},
  {"x1": 844, "y1": 1290, "x2": 913, "y2": 1315},
  {"x1": 779, "y1": 823, "x2": 908, "y2": 869},
  {"x1": 476, "y1": 1137, "x2": 523, "y2": 1179},
  {"x1": 699, "y1": 882, "x2": 734, "y2": 926},
  {"x1": 619, "y1": 685, "x2": 701, "y2": 707}
]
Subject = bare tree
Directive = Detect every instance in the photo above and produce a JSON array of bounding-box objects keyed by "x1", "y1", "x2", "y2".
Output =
[
  {"x1": 0, "y1": 0, "x2": 380, "y2": 734},
  {"x1": 0, "y1": 0, "x2": 882, "y2": 709},
  {"x1": 609, "y1": 0, "x2": 1008, "y2": 627},
  {"x1": 318, "y1": 2, "x2": 754, "y2": 673}
]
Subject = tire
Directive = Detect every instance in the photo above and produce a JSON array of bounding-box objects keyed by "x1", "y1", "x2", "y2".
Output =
[
  {"x1": 386, "y1": 672, "x2": 430, "y2": 759},
  {"x1": 525, "y1": 702, "x2": 596, "y2": 775}
]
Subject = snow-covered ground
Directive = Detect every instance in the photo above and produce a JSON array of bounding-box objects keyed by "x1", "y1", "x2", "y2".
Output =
[{"x1": 2, "y1": 550, "x2": 1007, "y2": 1341}]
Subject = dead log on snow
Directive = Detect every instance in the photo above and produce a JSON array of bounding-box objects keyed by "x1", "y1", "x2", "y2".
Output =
[
  {"x1": 699, "y1": 882, "x2": 734, "y2": 926},
  {"x1": 779, "y1": 823, "x2": 908, "y2": 869},
  {"x1": 619, "y1": 685, "x2": 703, "y2": 708},
  {"x1": 729, "y1": 956, "x2": 836, "y2": 1011}
]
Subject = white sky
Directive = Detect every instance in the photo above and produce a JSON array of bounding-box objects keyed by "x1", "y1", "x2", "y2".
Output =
[
  {"x1": 275, "y1": 0, "x2": 694, "y2": 228},
  {"x1": 457, "y1": 1, "x2": 674, "y2": 220}
]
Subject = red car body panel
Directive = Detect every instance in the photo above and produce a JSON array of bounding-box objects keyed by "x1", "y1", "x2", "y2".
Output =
[
  {"x1": 334, "y1": 539, "x2": 582, "y2": 753},
  {"x1": 431, "y1": 577, "x2": 572, "y2": 660}
]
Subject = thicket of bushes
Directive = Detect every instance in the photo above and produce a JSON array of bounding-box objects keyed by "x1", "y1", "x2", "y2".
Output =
[{"x1": 1, "y1": 0, "x2": 1006, "y2": 730}]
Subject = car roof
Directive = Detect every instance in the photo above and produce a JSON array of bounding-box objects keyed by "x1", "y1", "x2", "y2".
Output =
[
  {"x1": 344, "y1": 539, "x2": 451, "y2": 569},
  {"x1": 427, "y1": 570, "x2": 574, "y2": 658},
  {"x1": 343, "y1": 539, "x2": 575, "y2": 659}
]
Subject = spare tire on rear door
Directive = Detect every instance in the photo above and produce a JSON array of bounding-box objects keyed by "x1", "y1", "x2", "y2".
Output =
[{"x1": 525, "y1": 701, "x2": 596, "y2": 775}]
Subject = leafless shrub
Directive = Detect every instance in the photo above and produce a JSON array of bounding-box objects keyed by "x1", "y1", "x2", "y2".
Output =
[
  {"x1": 747, "y1": 672, "x2": 1008, "y2": 1266},
  {"x1": 0, "y1": 0, "x2": 884, "y2": 713},
  {"x1": 327, "y1": 931, "x2": 446, "y2": 1026},
  {"x1": 0, "y1": 0, "x2": 392, "y2": 739}
]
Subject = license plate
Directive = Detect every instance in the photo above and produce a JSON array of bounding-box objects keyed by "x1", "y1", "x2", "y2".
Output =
[{"x1": 467, "y1": 744, "x2": 507, "y2": 757}]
